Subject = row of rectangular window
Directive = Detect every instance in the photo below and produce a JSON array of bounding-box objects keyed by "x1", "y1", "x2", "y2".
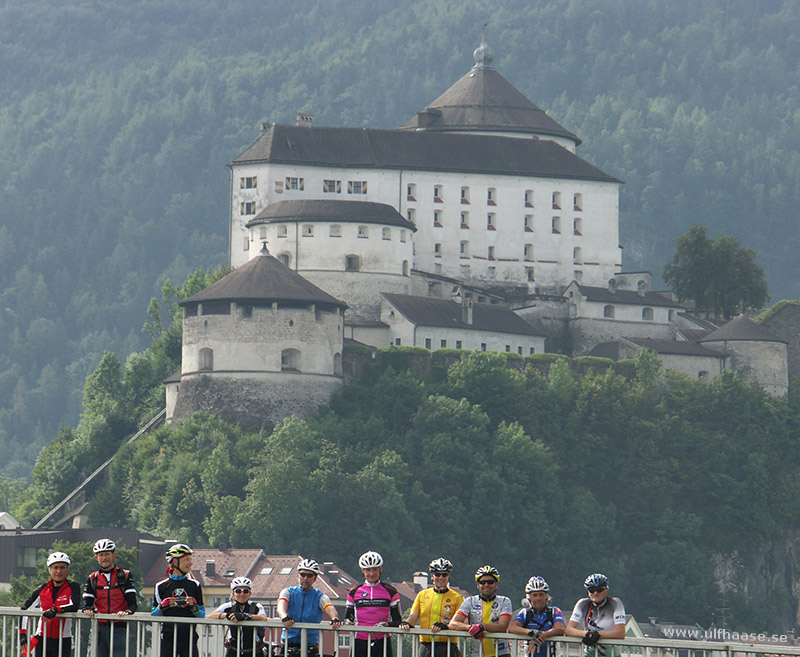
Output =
[
  {"x1": 442, "y1": 242, "x2": 579, "y2": 262},
  {"x1": 252, "y1": 225, "x2": 408, "y2": 240},
  {"x1": 413, "y1": 209, "x2": 582, "y2": 235},
  {"x1": 407, "y1": 184, "x2": 583, "y2": 210},
  {"x1": 241, "y1": 178, "x2": 584, "y2": 212},
  {"x1": 417, "y1": 337, "x2": 535, "y2": 354}
]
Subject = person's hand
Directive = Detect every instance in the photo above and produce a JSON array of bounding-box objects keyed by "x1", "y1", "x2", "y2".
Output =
[
  {"x1": 116, "y1": 610, "x2": 132, "y2": 616},
  {"x1": 159, "y1": 597, "x2": 175, "y2": 610},
  {"x1": 583, "y1": 631, "x2": 601, "y2": 646},
  {"x1": 528, "y1": 629, "x2": 544, "y2": 646},
  {"x1": 432, "y1": 622, "x2": 449, "y2": 632},
  {"x1": 469, "y1": 623, "x2": 485, "y2": 640},
  {"x1": 184, "y1": 597, "x2": 196, "y2": 607},
  {"x1": 83, "y1": 608, "x2": 95, "y2": 617},
  {"x1": 399, "y1": 621, "x2": 412, "y2": 632},
  {"x1": 281, "y1": 615, "x2": 294, "y2": 628},
  {"x1": 330, "y1": 618, "x2": 342, "y2": 630},
  {"x1": 42, "y1": 608, "x2": 57, "y2": 620}
]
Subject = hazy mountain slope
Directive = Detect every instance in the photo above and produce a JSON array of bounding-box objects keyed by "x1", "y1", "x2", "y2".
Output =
[{"x1": 1, "y1": 0, "x2": 798, "y2": 476}]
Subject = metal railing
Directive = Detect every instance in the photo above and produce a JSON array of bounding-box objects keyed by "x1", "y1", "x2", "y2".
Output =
[{"x1": 1, "y1": 610, "x2": 798, "y2": 657}]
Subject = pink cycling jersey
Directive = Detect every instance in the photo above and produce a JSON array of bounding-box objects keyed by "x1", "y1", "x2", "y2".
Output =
[{"x1": 346, "y1": 581, "x2": 401, "y2": 640}]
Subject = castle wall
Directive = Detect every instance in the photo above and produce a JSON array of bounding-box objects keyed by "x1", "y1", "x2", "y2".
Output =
[
  {"x1": 182, "y1": 302, "x2": 343, "y2": 376},
  {"x1": 568, "y1": 317, "x2": 675, "y2": 355},
  {"x1": 230, "y1": 161, "x2": 621, "y2": 294},
  {"x1": 759, "y1": 304, "x2": 800, "y2": 377},
  {"x1": 172, "y1": 372, "x2": 342, "y2": 428},
  {"x1": 703, "y1": 339, "x2": 789, "y2": 397},
  {"x1": 657, "y1": 352, "x2": 725, "y2": 380},
  {"x1": 249, "y1": 219, "x2": 413, "y2": 319}
]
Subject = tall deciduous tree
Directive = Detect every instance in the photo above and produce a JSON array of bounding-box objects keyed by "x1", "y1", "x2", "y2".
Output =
[{"x1": 664, "y1": 225, "x2": 768, "y2": 318}]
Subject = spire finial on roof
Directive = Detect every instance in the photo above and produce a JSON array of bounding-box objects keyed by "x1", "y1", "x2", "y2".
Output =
[
  {"x1": 259, "y1": 240, "x2": 270, "y2": 255},
  {"x1": 473, "y1": 24, "x2": 494, "y2": 69}
]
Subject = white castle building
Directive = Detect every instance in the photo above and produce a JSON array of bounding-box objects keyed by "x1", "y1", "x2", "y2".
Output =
[
  {"x1": 165, "y1": 39, "x2": 788, "y2": 425},
  {"x1": 228, "y1": 39, "x2": 622, "y2": 303}
]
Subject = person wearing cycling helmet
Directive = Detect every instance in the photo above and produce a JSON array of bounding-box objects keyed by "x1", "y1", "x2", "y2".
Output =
[
  {"x1": 400, "y1": 558, "x2": 463, "y2": 657},
  {"x1": 208, "y1": 577, "x2": 268, "y2": 657},
  {"x1": 20, "y1": 551, "x2": 81, "y2": 657},
  {"x1": 509, "y1": 577, "x2": 564, "y2": 657},
  {"x1": 276, "y1": 558, "x2": 342, "y2": 656},
  {"x1": 565, "y1": 573, "x2": 625, "y2": 657},
  {"x1": 152, "y1": 543, "x2": 206, "y2": 657},
  {"x1": 83, "y1": 539, "x2": 138, "y2": 657},
  {"x1": 345, "y1": 551, "x2": 402, "y2": 657},
  {"x1": 449, "y1": 566, "x2": 512, "y2": 657}
]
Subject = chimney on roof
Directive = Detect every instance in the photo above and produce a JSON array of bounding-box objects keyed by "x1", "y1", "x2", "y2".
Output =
[
  {"x1": 462, "y1": 299, "x2": 474, "y2": 325},
  {"x1": 648, "y1": 617, "x2": 657, "y2": 624},
  {"x1": 260, "y1": 121, "x2": 271, "y2": 135},
  {"x1": 296, "y1": 112, "x2": 313, "y2": 127},
  {"x1": 608, "y1": 278, "x2": 617, "y2": 294},
  {"x1": 413, "y1": 571, "x2": 428, "y2": 592},
  {"x1": 322, "y1": 562, "x2": 339, "y2": 586},
  {"x1": 206, "y1": 560, "x2": 215, "y2": 577}
]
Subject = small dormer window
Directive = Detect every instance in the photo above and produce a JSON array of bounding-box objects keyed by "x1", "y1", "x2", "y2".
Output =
[{"x1": 223, "y1": 569, "x2": 236, "y2": 578}]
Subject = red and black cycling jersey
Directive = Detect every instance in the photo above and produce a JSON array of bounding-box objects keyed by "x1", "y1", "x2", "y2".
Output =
[
  {"x1": 21, "y1": 579, "x2": 81, "y2": 638},
  {"x1": 83, "y1": 567, "x2": 138, "y2": 618}
]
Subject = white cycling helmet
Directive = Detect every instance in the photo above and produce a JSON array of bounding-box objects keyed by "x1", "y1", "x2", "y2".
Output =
[
  {"x1": 93, "y1": 538, "x2": 116, "y2": 553},
  {"x1": 298, "y1": 558, "x2": 321, "y2": 575},
  {"x1": 231, "y1": 577, "x2": 252, "y2": 591},
  {"x1": 358, "y1": 551, "x2": 383, "y2": 568},
  {"x1": 525, "y1": 576, "x2": 550, "y2": 593},
  {"x1": 47, "y1": 552, "x2": 71, "y2": 567}
]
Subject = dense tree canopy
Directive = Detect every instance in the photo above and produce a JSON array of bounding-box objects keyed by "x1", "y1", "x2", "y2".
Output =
[{"x1": 663, "y1": 225, "x2": 769, "y2": 317}]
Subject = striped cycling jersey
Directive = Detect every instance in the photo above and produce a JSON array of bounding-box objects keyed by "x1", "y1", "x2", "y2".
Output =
[
  {"x1": 455, "y1": 595, "x2": 512, "y2": 657},
  {"x1": 346, "y1": 581, "x2": 401, "y2": 640}
]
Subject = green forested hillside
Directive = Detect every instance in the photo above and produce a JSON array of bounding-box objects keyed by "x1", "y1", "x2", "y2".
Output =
[{"x1": 1, "y1": 0, "x2": 799, "y2": 479}]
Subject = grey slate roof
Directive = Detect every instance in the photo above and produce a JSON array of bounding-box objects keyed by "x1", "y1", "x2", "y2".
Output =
[
  {"x1": 625, "y1": 338, "x2": 725, "y2": 357},
  {"x1": 181, "y1": 248, "x2": 346, "y2": 310},
  {"x1": 574, "y1": 284, "x2": 684, "y2": 308},
  {"x1": 383, "y1": 293, "x2": 545, "y2": 337},
  {"x1": 698, "y1": 316, "x2": 786, "y2": 343},
  {"x1": 247, "y1": 200, "x2": 415, "y2": 230},
  {"x1": 231, "y1": 124, "x2": 620, "y2": 183},
  {"x1": 400, "y1": 66, "x2": 580, "y2": 144}
]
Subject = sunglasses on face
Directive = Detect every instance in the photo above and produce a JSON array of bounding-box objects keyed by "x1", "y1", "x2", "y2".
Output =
[
  {"x1": 587, "y1": 586, "x2": 607, "y2": 594},
  {"x1": 432, "y1": 572, "x2": 450, "y2": 577},
  {"x1": 477, "y1": 580, "x2": 496, "y2": 586},
  {"x1": 233, "y1": 588, "x2": 251, "y2": 594},
  {"x1": 298, "y1": 572, "x2": 316, "y2": 579}
]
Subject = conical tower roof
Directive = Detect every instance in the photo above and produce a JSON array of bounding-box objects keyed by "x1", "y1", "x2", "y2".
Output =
[
  {"x1": 400, "y1": 39, "x2": 579, "y2": 144},
  {"x1": 181, "y1": 246, "x2": 346, "y2": 310},
  {"x1": 698, "y1": 316, "x2": 785, "y2": 343}
]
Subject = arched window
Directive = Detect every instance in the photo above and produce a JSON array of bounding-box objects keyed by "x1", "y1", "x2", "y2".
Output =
[
  {"x1": 603, "y1": 305, "x2": 615, "y2": 318},
  {"x1": 278, "y1": 252, "x2": 291, "y2": 267},
  {"x1": 199, "y1": 348, "x2": 214, "y2": 371},
  {"x1": 642, "y1": 307, "x2": 654, "y2": 321},
  {"x1": 281, "y1": 348, "x2": 301, "y2": 372}
]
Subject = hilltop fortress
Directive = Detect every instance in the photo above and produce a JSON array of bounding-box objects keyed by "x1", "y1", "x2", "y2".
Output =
[{"x1": 166, "y1": 39, "x2": 788, "y2": 426}]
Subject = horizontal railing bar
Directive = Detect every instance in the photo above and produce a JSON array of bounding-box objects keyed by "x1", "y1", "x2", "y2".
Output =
[{"x1": 2, "y1": 608, "x2": 797, "y2": 655}]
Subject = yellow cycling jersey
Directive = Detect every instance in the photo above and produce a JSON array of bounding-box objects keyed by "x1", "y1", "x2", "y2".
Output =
[{"x1": 410, "y1": 587, "x2": 464, "y2": 643}]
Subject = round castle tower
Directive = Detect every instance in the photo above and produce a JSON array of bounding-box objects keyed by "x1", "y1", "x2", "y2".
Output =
[
  {"x1": 246, "y1": 199, "x2": 415, "y2": 320},
  {"x1": 169, "y1": 245, "x2": 347, "y2": 427}
]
